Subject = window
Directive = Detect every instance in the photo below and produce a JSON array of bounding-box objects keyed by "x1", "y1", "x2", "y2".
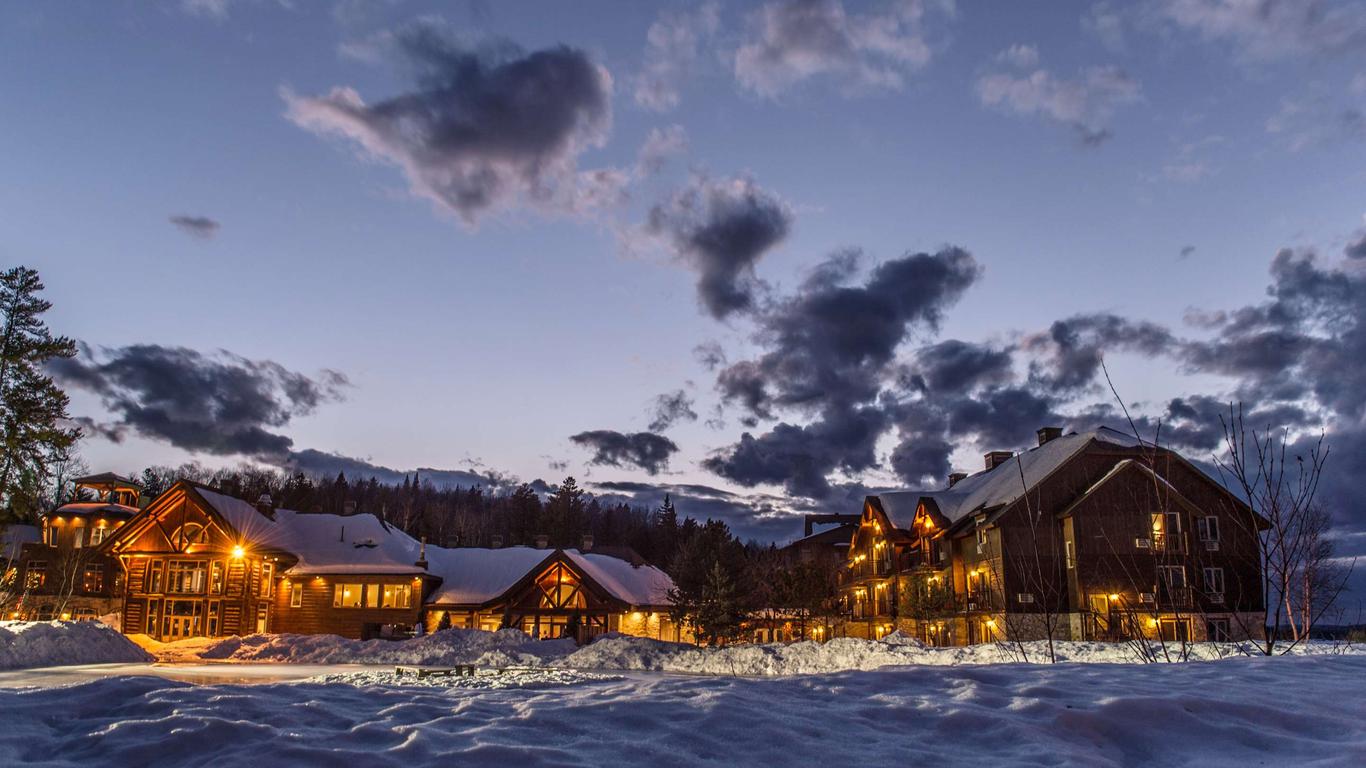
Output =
[
  {"x1": 145, "y1": 600, "x2": 159, "y2": 634},
  {"x1": 290, "y1": 582, "x2": 303, "y2": 608},
  {"x1": 82, "y1": 564, "x2": 105, "y2": 593},
  {"x1": 165, "y1": 561, "x2": 207, "y2": 594},
  {"x1": 1158, "y1": 617, "x2": 1192, "y2": 643},
  {"x1": 382, "y1": 583, "x2": 412, "y2": 609},
  {"x1": 43, "y1": 524, "x2": 56, "y2": 546},
  {"x1": 366, "y1": 584, "x2": 380, "y2": 608},
  {"x1": 1151, "y1": 512, "x2": 1182, "y2": 551},
  {"x1": 975, "y1": 526, "x2": 988, "y2": 553},
  {"x1": 1197, "y1": 516, "x2": 1220, "y2": 542},
  {"x1": 261, "y1": 563, "x2": 274, "y2": 598},
  {"x1": 1203, "y1": 566, "x2": 1225, "y2": 595},
  {"x1": 148, "y1": 562, "x2": 164, "y2": 593},
  {"x1": 209, "y1": 561, "x2": 225, "y2": 595},
  {"x1": 1016, "y1": 592, "x2": 1035, "y2": 604},
  {"x1": 72, "y1": 526, "x2": 85, "y2": 549},
  {"x1": 25, "y1": 561, "x2": 46, "y2": 590},
  {"x1": 536, "y1": 564, "x2": 585, "y2": 609},
  {"x1": 89, "y1": 526, "x2": 108, "y2": 546},
  {"x1": 1065, "y1": 540, "x2": 1076, "y2": 569},
  {"x1": 334, "y1": 583, "x2": 364, "y2": 608},
  {"x1": 173, "y1": 523, "x2": 209, "y2": 547},
  {"x1": 208, "y1": 601, "x2": 221, "y2": 636},
  {"x1": 1159, "y1": 565, "x2": 1187, "y2": 589},
  {"x1": 1206, "y1": 618, "x2": 1231, "y2": 642}
]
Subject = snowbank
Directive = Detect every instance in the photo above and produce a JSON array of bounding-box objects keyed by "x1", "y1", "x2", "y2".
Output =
[
  {"x1": 3, "y1": 654, "x2": 1364, "y2": 766},
  {"x1": 195, "y1": 628, "x2": 576, "y2": 668},
  {"x1": 308, "y1": 667, "x2": 621, "y2": 690},
  {"x1": 0, "y1": 621, "x2": 151, "y2": 670}
]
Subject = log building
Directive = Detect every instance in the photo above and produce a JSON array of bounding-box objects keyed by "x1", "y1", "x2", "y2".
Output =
[
  {"x1": 840, "y1": 427, "x2": 1267, "y2": 645},
  {"x1": 101, "y1": 480, "x2": 682, "y2": 642}
]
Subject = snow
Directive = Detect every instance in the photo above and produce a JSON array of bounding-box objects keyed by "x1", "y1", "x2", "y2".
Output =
[
  {"x1": 565, "y1": 550, "x2": 674, "y2": 606},
  {"x1": 0, "y1": 621, "x2": 150, "y2": 670},
  {"x1": 1, "y1": 523, "x2": 39, "y2": 560},
  {"x1": 190, "y1": 628, "x2": 577, "y2": 668},
  {"x1": 308, "y1": 667, "x2": 621, "y2": 690},
  {"x1": 423, "y1": 546, "x2": 553, "y2": 604},
  {"x1": 877, "y1": 427, "x2": 1139, "y2": 526},
  {"x1": 1, "y1": 654, "x2": 1363, "y2": 765}
]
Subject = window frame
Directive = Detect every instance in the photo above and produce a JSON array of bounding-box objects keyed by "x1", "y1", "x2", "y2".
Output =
[
  {"x1": 333, "y1": 583, "x2": 365, "y2": 608},
  {"x1": 290, "y1": 582, "x2": 303, "y2": 608},
  {"x1": 1203, "y1": 566, "x2": 1225, "y2": 595}
]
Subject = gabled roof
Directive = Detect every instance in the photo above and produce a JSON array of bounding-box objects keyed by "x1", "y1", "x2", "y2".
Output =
[
  {"x1": 50, "y1": 501, "x2": 140, "y2": 519},
  {"x1": 424, "y1": 546, "x2": 674, "y2": 608},
  {"x1": 784, "y1": 523, "x2": 856, "y2": 549},
  {"x1": 72, "y1": 472, "x2": 142, "y2": 489},
  {"x1": 874, "y1": 427, "x2": 1140, "y2": 529}
]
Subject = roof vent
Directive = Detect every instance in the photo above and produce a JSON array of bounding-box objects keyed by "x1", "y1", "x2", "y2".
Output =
[
  {"x1": 255, "y1": 493, "x2": 275, "y2": 519},
  {"x1": 985, "y1": 451, "x2": 1014, "y2": 471},
  {"x1": 1037, "y1": 426, "x2": 1063, "y2": 446},
  {"x1": 342, "y1": 500, "x2": 357, "y2": 516},
  {"x1": 534, "y1": 533, "x2": 549, "y2": 549},
  {"x1": 490, "y1": 534, "x2": 503, "y2": 549},
  {"x1": 948, "y1": 472, "x2": 968, "y2": 487},
  {"x1": 581, "y1": 533, "x2": 594, "y2": 552}
]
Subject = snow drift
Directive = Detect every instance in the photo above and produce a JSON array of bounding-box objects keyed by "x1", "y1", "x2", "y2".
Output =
[
  {"x1": 0, "y1": 621, "x2": 150, "y2": 670},
  {"x1": 197, "y1": 628, "x2": 576, "y2": 668}
]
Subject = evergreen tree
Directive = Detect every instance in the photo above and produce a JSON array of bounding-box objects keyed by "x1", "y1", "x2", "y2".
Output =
[
  {"x1": 0, "y1": 267, "x2": 79, "y2": 519},
  {"x1": 694, "y1": 560, "x2": 745, "y2": 645}
]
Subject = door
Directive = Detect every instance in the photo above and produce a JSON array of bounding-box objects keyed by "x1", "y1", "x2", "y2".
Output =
[
  {"x1": 255, "y1": 603, "x2": 269, "y2": 634},
  {"x1": 163, "y1": 600, "x2": 203, "y2": 640},
  {"x1": 1087, "y1": 594, "x2": 1111, "y2": 638}
]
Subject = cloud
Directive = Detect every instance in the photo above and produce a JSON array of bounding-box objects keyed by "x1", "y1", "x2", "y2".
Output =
[
  {"x1": 283, "y1": 23, "x2": 614, "y2": 225},
  {"x1": 169, "y1": 215, "x2": 221, "y2": 239},
  {"x1": 1266, "y1": 95, "x2": 1366, "y2": 151},
  {"x1": 1347, "y1": 233, "x2": 1366, "y2": 259},
  {"x1": 49, "y1": 343, "x2": 349, "y2": 460},
  {"x1": 906, "y1": 339, "x2": 1015, "y2": 393},
  {"x1": 1082, "y1": 2, "x2": 1128, "y2": 52},
  {"x1": 637, "y1": 125, "x2": 689, "y2": 176},
  {"x1": 648, "y1": 390, "x2": 699, "y2": 432},
  {"x1": 588, "y1": 479, "x2": 807, "y2": 543},
  {"x1": 634, "y1": 2, "x2": 721, "y2": 111},
  {"x1": 1180, "y1": 244, "x2": 1198, "y2": 259},
  {"x1": 1158, "y1": 0, "x2": 1366, "y2": 61},
  {"x1": 706, "y1": 247, "x2": 981, "y2": 497},
  {"x1": 646, "y1": 174, "x2": 793, "y2": 320},
  {"x1": 977, "y1": 48, "x2": 1141, "y2": 146},
  {"x1": 734, "y1": 0, "x2": 941, "y2": 97},
  {"x1": 283, "y1": 448, "x2": 511, "y2": 489},
  {"x1": 1024, "y1": 313, "x2": 1177, "y2": 392},
  {"x1": 570, "y1": 430, "x2": 680, "y2": 475},
  {"x1": 693, "y1": 341, "x2": 728, "y2": 371}
]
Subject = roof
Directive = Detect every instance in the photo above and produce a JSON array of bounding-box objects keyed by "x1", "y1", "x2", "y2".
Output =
[
  {"x1": 50, "y1": 502, "x2": 140, "y2": 520},
  {"x1": 874, "y1": 427, "x2": 1140, "y2": 529},
  {"x1": 424, "y1": 546, "x2": 674, "y2": 608},
  {"x1": 195, "y1": 487, "x2": 425, "y2": 576},
  {"x1": 784, "y1": 523, "x2": 856, "y2": 549},
  {"x1": 72, "y1": 472, "x2": 142, "y2": 489},
  {"x1": 189, "y1": 485, "x2": 676, "y2": 604}
]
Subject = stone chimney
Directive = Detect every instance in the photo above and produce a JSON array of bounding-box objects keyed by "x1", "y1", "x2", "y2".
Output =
[
  {"x1": 255, "y1": 493, "x2": 275, "y2": 519},
  {"x1": 984, "y1": 451, "x2": 1013, "y2": 471},
  {"x1": 342, "y1": 500, "x2": 357, "y2": 516},
  {"x1": 1036, "y1": 426, "x2": 1063, "y2": 446},
  {"x1": 948, "y1": 472, "x2": 968, "y2": 487},
  {"x1": 534, "y1": 533, "x2": 549, "y2": 549},
  {"x1": 414, "y1": 537, "x2": 428, "y2": 570},
  {"x1": 581, "y1": 533, "x2": 594, "y2": 552},
  {"x1": 490, "y1": 534, "x2": 503, "y2": 549}
]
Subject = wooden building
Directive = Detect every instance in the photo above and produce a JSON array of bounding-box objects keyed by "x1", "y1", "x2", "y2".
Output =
[
  {"x1": 101, "y1": 479, "x2": 679, "y2": 642},
  {"x1": 10, "y1": 473, "x2": 141, "y2": 621},
  {"x1": 840, "y1": 427, "x2": 1266, "y2": 645}
]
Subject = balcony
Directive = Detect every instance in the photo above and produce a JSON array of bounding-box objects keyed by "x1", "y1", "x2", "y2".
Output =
[{"x1": 1151, "y1": 531, "x2": 1186, "y2": 554}]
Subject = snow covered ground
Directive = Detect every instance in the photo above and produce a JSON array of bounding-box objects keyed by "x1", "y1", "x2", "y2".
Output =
[
  {"x1": 2, "y1": 654, "x2": 1364, "y2": 766},
  {"x1": 0, "y1": 621, "x2": 150, "y2": 670}
]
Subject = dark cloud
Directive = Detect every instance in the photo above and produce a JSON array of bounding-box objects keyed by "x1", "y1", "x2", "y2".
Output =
[
  {"x1": 1346, "y1": 233, "x2": 1366, "y2": 259},
  {"x1": 648, "y1": 175, "x2": 792, "y2": 320},
  {"x1": 284, "y1": 22, "x2": 613, "y2": 224},
  {"x1": 734, "y1": 0, "x2": 938, "y2": 97},
  {"x1": 907, "y1": 339, "x2": 1014, "y2": 393},
  {"x1": 49, "y1": 343, "x2": 349, "y2": 460},
  {"x1": 648, "y1": 389, "x2": 698, "y2": 432},
  {"x1": 570, "y1": 430, "x2": 679, "y2": 475},
  {"x1": 169, "y1": 215, "x2": 220, "y2": 239},
  {"x1": 693, "y1": 341, "x2": 727, "y2": 371},
  {"x1": 1180, "y1": 244, "x2": 1197, "y2": 259},
  {"x1": 1024, "y1": 313, "x2": 1176, "y2": 392}
]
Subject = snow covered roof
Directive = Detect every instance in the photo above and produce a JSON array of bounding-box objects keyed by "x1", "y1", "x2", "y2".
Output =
[
  {"x1": 424, "y1": 546, "x2": 674, "y2": 608},
  {"x1": 50, "y1": 502, "x2": 140, "y2": 520},
  {"x1": 875, "y1": 427, "x2": 1140, "y2": 529},
  {"x1": 194, "y1": 487, "x2": 425, "y2": 576}
]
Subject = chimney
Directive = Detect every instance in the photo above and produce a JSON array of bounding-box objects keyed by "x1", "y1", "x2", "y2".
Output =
[
  {"x1": 984, "y1": 451, "x2": 1013, "y2": 471},
  {"x1": 343, "y1": 500, "x2": 357, "y2": 516},
  {"x1": 948, "y1": 472, "x2": 968, "y2": 487},
  {"x1": 414, "y1": 536, "x2": 428, "y2": 570},
  {"x1": 534, "y1": 534, "x2": 549, "y2": 549},
  {"x1": 490, "y1": 534, "x2": 503, "y2": 549},
  {"x1": 581, "y1": 533, "x2": 594, "y2": 552},
  {"x1": 1037, "y1": 426, "x2": 1063, "y2": 446},
  {"x1": 255, "y1": 493, "x2": 275, "y2": 519}
]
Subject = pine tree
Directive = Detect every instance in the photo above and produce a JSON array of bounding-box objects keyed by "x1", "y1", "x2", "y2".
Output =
[{"x1": 0, "y1": 267, "x2": 78, "y2": 519}]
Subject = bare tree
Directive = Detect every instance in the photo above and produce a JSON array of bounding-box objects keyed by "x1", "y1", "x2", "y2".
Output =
[{"x1": 1216, "y1": 407, "x2": 1354, "y2": 655}]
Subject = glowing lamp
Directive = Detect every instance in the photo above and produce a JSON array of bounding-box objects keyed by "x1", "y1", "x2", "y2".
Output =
[
  {"x1": 231, "y1": 545, "x2": 246, "y2": 559},
  {"x1": 985, "y1": 619, "x2": 996, "y2": 628},
  {"x1": 1108, "y1": 593, "x2": 1119, "y2": 602}
]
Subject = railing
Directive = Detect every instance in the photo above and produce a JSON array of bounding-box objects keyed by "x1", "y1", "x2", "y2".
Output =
[{"x1": 1152, "y1": 532, "x2": 1186, "y2": 554}]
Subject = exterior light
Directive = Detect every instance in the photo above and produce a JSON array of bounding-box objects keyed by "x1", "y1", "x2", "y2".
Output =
[
  {"x1": 231, "y1": 545, "x2": 245, "y2": 559},
  {"x1": 985, "y1": 619, "x2": 996, "y2": 628},
  {"x1": 1108, "y1": 593, "x2": 1119, "y2": 602},
  {"x1": 1149, "y1": 618, "x2": 1158, "y2": 628}
]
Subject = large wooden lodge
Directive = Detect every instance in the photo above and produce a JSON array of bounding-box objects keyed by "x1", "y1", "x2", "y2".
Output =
[
  {"x1": 840, "y1": 426, "x2": 1266, "y2": 645},
  {"x1": 92, "y1": 480, "x2": 684, "y2": 643}
]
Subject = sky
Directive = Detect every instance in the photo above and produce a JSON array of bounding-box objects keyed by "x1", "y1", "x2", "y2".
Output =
[{"x1": 5, "y1": 0, "x2": 1366, "y2": 548}]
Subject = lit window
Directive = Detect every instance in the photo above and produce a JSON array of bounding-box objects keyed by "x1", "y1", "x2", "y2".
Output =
[
  {"x1": 261, "y1": 563, "x2": 274, "y2": 598},
  {"x1": 89, "y1": 527, "x2": 108, "y2": 546},
  {"x1": 333, "y1": 583, "x2": 364, "y2": 608},
  {"x1": 210, "y1": 561, "x2": 225, "y2": 594},
  {"x1": 290, "y1": 582, "x2": 302, "y2": 608},
  {"x1": 382, "y1": 583, "x2": 411, "y2": 608},
  {"x1": 25, "y1": 561, "x2": 47, "y2": 590},
  {"x1": 82, "y1": 564, "x2": 105, "y2": 593},
  {"x1": 72, "y1": 526, "x2": 85, "y2": 549}
]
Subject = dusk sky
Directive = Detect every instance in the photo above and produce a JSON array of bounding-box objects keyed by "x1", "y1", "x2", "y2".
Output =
[{"x1": 7, "y1": 0, "x2": 1366, "y2": 545}]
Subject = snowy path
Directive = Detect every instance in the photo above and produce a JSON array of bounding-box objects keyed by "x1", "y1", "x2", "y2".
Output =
[{"x1": 2, "y1": 655, "x2": 1364, "y2": 767}]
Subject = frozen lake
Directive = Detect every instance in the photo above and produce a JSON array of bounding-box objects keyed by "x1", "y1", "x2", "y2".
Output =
[{"x1": 0, "y1": 661, "x2": 383, "y2": 688}]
